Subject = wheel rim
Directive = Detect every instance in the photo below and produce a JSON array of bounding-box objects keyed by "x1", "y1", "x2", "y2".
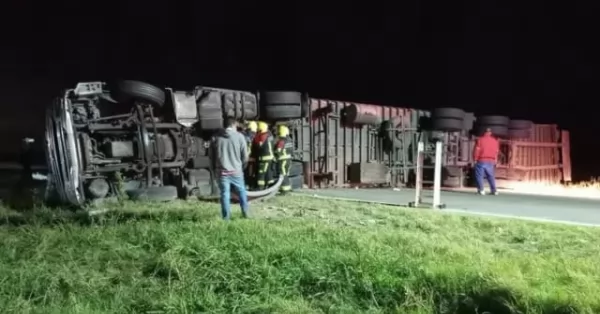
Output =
[{"x1": 44, "y1": 99, "x2": 85, "y2": 206}]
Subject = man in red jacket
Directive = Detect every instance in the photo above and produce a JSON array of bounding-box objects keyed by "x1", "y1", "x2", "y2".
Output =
[{"x1": 472, "y1": 128, "x2": 499, "y2": 195}]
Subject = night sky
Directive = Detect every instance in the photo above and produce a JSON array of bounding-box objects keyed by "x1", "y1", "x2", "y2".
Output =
[{"x1": 1, "y1": 1, "x2": 598, "y2": 180}]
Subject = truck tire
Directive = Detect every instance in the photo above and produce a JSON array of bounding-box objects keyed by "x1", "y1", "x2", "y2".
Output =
[
  {"x1": 432, "y1": 118, "x2": 464, "y2": 132},
  {"x1": 508, "y1": 128, "x2": 531, "y2": 139},
  {"x1": 112, "y1": 80, "x2": 166, "y2": 108},
  {"x1": 443, "y1": 166, "x2": 463, "y2": 178},
  {"x1": 289, "y1": 160, "x2": 304, "y2": 177},
  {"x1": 290, "y1": 175, "x2": 304, "y2": 190},
  {"x1": 463, "y1": 112, "x2": 476, "y2": 132},
  {"x1": 442, "y1": 176, "x2": 462, "y2": 188},
  {"x1": 126, "y1": 185, "x2": 178, "y2": 201},
  {"x1": 190, "y1": 180, "x2": 214, "y2": 198},
  {"x1": 301, "y1": 93, "x2": 310, "y2": 118},
  {"x1": 477, "y1": 115, "x2": 509, "y2": 126},
  {"x1": 476, "y1": 125, "x2": 509, "y2": 138},
  {"x1": 432, "y1": 107, "x2": 465, "y2": 120},
  {"x1": 260, "y1": 91, "x2": 303, "y2": 119},
  {"x1": 508, "y1": 120, "x2": 533, "y2": 130}
]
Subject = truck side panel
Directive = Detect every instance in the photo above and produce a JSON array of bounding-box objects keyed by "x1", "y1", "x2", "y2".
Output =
[
  {"x1": 300, "y1": 98, "x2": 431, "y2": 188},
  {"x1": 495, "y1": 124, "x2": 561, "y2": 184},
  {"x1": 298, "y1": 99, "x2": 572, "y2": 188}
]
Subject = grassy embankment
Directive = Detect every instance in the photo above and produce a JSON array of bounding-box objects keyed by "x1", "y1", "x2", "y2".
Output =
[{"x1": 0, "y1": 194, "x2": 599, "y2": 313}]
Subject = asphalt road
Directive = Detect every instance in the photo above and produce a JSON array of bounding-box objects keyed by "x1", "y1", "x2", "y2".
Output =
[
  {"x1": 297, "y1": 188, "x2": 600, "y2": 226},
  {"x1": 1, "y1": 161, "x2": 598, "y2": 226}
]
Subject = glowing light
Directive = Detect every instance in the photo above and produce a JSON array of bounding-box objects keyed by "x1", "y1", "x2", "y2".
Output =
[
  {"x1": 500, "y1": 182, "x2": 600, "y2": 199},
  {"x1": 444, "y1": 179, "x2": 600, "y2": 199}
]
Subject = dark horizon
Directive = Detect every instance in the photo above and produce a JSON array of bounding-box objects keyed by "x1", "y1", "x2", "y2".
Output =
[{"x1": 1, "y1": 0, "x2": 598, "y2": 180}]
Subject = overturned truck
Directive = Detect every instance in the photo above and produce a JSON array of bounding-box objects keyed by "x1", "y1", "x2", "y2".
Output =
[{"x1": 43, "y1": 80, "x2": 572, "y2": 207}]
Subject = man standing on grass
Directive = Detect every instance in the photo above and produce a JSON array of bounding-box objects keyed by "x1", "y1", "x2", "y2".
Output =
[
  {"x1": 212, "y1": 117, "x2": 249, "y2": 220},
  {"x1": 473, "y1": 127, "x2": 500, "y2": 195}
]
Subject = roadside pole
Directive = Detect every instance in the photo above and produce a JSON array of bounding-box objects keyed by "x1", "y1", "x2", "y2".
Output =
[
  {"x1": 432, "y1": 140, "x2": 442, "y2": 208},
  {"x1": 408, "y1": 140, "x2": 446, "y2": 209}
]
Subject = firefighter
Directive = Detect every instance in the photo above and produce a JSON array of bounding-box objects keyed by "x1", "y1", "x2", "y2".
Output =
[
  {"x1": 244, "y1": 121, "x2": 257, "y2": 152},
  {"x1": 251, "y1": 121, "x2": 274, "y2": 190},
  {"x1": 274, "y1": 124, "x2": 293, "y2": 193},
  {"x1": 267, "y1": 125, "x2": 277, "y2": 186},
  {"x1": 244, "y1": 121, "x2": 257, "y2": 187}
]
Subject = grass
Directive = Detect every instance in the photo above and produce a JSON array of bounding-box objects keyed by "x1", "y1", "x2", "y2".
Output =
[
  {"x1": 1, "y1": 194, "x2": 600, "y2": 313},
  {"x1": 570, "y1": 177, "x2": 600, "y2": 190}
]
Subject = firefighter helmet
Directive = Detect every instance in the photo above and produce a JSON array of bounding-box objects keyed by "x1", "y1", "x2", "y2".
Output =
[
  {"x1": 277, "y1": 125, "x2": 290, "y2": 137},
  {"x1": 246, "y1": 121, "x2": 257, "y2": 132},
  {"x1": 257, "y1": 121, "x2": 269, "y2": 133}
]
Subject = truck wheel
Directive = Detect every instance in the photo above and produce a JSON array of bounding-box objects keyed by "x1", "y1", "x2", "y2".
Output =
[
  {"x1": 442, "y1": 176, "x2": 462, "y2": 188},
  {"x1": 443, "y1": 166, "x2": 463, "y2": 178},
  {"x1": 476, "y1": 125, "x2": 509, "y2": 138},
  {"x1": 290, "y1": 175, "x2": 304, "y2": 190},
  {"x1": 508, "y1": 119, "x2": 533, "y2": 130},
  {"x1": 462, "y1": 112, "x2": 476, "y2": 132},
  {"x1": 477, "y1": 115, "x2": 510, "y2": 126},
  {"x1": 189, "y1": 180, "x2": 214, "y2": 198},
  {"x1": 289, "y1": 160, "x2": 304, "y2": 177},
  {"x1": 432, "y1": 107, "x2": 465, "y2": 120},
  {"x1": 431, "y1": 108, "x2": 467, "y2": 132},
  {"x1": 260, "y1": 91, "x2": 303, "y2": 120},
  {"x1": 301, "y1": 93, "x2": 310, "y2": 118},
  {"x1": 112, "y1": 80, "x2": 166, "y2": 108},
  {"x1": 432, "y1": 118, "x2": 464, "y2": 132},
  {"x1": 126, "y1": 185, "x2": 178, "y2": 201},
  {"x1": 508, "y1": 128, "x2": 531, "y2": 139}
]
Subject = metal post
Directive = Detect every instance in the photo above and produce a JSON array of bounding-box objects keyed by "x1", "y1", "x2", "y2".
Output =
[
  {"x1": 414, "y1": 141, "x2": 424, "y2": 206},
  {"x1": 433, "y1": 140, "x2": 442, "y2": 208}
]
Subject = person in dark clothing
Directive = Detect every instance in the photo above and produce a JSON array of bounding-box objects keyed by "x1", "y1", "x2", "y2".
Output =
[
  {"x1": 244, "y1": 121, "x2": 257, "y2": 153},
  {"x1": 212, "y1": 118, "x2": 249, "y2": 220},
  {"x1": 473, "y1": 128, "x2": 500, "y2": 195},
  {"x1": 251, "y1": 121, "x2": 274, "y2": 190},
  {"x1": 243, "y1": 121, "x2": 257, "y2": 188},
  {"x1": 274, "y1": 124, "x2": 293, "y2": 193},
  {"x1": 20, "y1": 138, "x2": 34, "y2": 180}
]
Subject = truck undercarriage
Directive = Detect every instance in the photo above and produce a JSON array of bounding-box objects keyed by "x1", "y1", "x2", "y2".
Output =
[{"x1": 44, "y1": 81, "x2": 306, "y2": 207}]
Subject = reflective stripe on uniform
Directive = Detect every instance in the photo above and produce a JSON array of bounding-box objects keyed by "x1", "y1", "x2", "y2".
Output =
[
  {"x1": 275, "y1": 137, "x2": 293, "y2": 161},
  {"x1": 260, "y1": 140, "x2": 274, "y2": 161},
  {"x1": 280, "y1": 160, "x2": 289, "y2": 175},
  {"x1": 257, "y1": 162, "x2": 270, "y2": 173}
]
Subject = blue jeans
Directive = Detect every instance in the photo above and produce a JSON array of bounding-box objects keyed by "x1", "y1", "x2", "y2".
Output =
[
  {"x1": 218, "y1": 174, "x2": 249, "y2": 220},
  {"x1": 474, "y1": 161, "x2": 497, "y2": 193}
]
